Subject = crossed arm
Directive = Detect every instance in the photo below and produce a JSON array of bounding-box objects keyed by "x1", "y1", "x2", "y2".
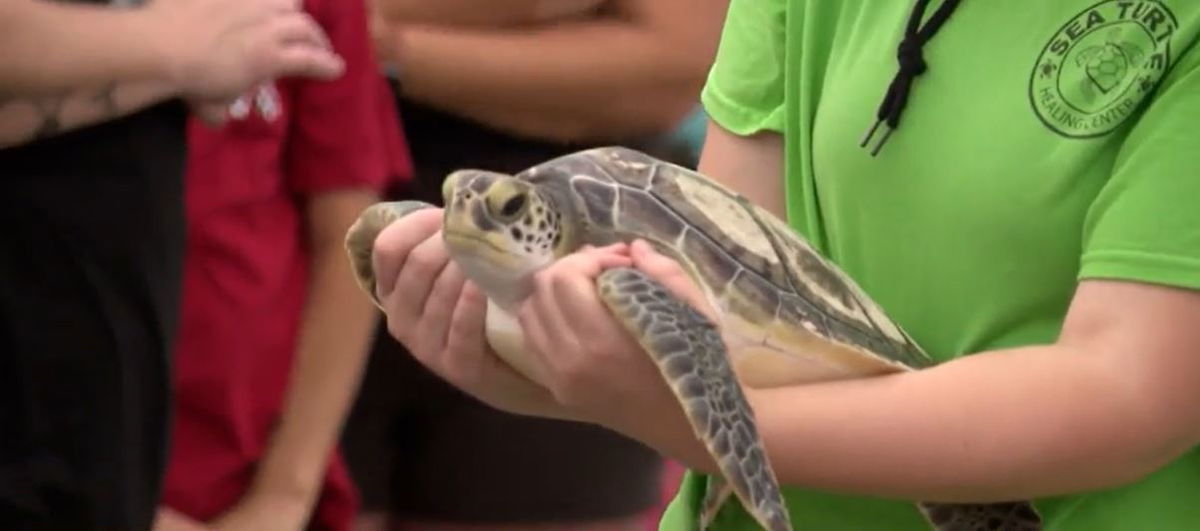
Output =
[
  {"x1": 372, "y1": 0, "x2": 727, "y2": 142},
  {"x1": 372, "y1": 0, "x2": 605, "y2": 27}
]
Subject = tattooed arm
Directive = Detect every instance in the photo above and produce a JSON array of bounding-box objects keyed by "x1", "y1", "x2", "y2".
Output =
[
  {"x1": 0, "y1": 0, "x2": 174, "y2": 95},
  {"x1": 0, "y1": 0, "x2": 346, "y2": 147},
  {"x1": 0, "y1": 0, "x2": 189, "y2": 146},
  {"x1": 0, "y1": 81, "x2": 183, "y2": 148}
]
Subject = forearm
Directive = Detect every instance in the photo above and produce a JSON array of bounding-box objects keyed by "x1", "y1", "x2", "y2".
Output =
[
  {"x1": 0, "y1": 80, "x2": 177, "y2": 148},
  {"x1": 152, "y1": 507, "x2": 210, "y2": 531},
  {"x1": 376, "y1": 0, "x2": 603, "y2": 27},
  {"x1": 0, "y1": 0, "x2": 170, "y2": 95},
  {"x1": 654, "y1": 344, "x2": 1186, "y2": 503},
  {"x1": 391, "y1": 22, "x2": 705, "y2": 141},
  {"x1": 253, "y1": 245, "x2": 380, "y2": 500}
]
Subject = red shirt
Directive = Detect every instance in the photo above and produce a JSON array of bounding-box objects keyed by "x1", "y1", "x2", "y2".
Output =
[{"x1": 161, "y1": 0, "x2": 412, "y2": 527}]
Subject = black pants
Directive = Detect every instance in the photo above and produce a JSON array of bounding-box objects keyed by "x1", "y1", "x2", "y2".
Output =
[{"x1": 0, "y1": 102, "x2": 186, "y2": 531}]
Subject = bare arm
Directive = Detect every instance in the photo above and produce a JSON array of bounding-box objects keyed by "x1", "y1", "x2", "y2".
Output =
[
  {"x1": 378, "y1": 0, "x2": 727, "y2": 142},
  {"x1": 629, "y1": 125, "x2": 1200, "y2": 503},
  {"x1": 0, "y1": 81, "x2": 178, "y2": 148},
  {"x1": 0, "y1": 0, "x2": 185, "y2": 146},
  {"x1": 153, "y1": 507, "x2": 212, "y2": 531},
  {"x1": 0, "y1": 0, "x2": 171, "y2": 95},
  {"x1": 373, "y1": 0, "x2": 603, "y2": 27},
  {"x1": 0, "y1": 0, "x2": 346, "y2": 147},
  {"x1": 718, "y1": 279, "x2": 1200, "y2": 503},
  {"x1": 248, "y1": 189, "x2": 383, "y2": 505}
]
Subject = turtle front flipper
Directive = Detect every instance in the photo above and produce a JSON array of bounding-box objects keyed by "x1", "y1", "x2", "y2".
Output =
[
  {"x1": 596, "y1": 267, "x2": 792, "y2": 531},
  {"x1": 344, "y1": 200, "x2": 438, "y2": 309},
  {"x1": 918, "y1": 501, "x2": 1043, "y2": 531}
]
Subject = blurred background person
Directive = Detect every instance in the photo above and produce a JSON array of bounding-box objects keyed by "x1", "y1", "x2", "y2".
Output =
[
  {"x1": 342, "y1": 1, "x2": 726, "y2": 530},
  {"x1": 0, "y1": 0, "x2": 344, "y2": 529},
  {"x1": 151, "y1": 0, "x2": 412, "y2": 529}
]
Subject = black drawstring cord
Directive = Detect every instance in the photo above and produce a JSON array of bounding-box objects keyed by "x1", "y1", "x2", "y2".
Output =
[{"x1": 860, "y1": 0, "x2": 962, "y2": 156}]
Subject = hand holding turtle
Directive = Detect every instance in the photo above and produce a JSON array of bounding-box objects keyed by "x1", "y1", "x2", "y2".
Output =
[
  {"x1": 516, "y1": 239, "x2": 726, "y2": 474},
  {"x1": 516, "y1": 240, "x2": 715, "y2": 431},
  {"x1": 363, "y1": 203, "x2": 572, "y2": 420},
  {"x1": 344, "y1": 149, "x2": 1046, "y2": 531}
]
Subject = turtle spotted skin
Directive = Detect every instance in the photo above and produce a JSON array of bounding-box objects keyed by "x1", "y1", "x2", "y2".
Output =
[{"x1": 345, "y1": 147, "x2": 1044, "y2": 531}]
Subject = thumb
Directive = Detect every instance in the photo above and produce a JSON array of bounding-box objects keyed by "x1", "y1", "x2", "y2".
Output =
[
  {"x1": 579, "y1": 242, "x2": 630, "y2": 255},
  {"x1": 629, "y1": 239, "x2": 683, "y2": 279},
  {"x1": 549, "y1": 243, "x2": 632, "y2": 280},
  {"x1": 562, "y1": 251, "x2": 632, "y2": 280},
  {"x1": 274, "y1": 48, "x2": 346, "y2": 81}
]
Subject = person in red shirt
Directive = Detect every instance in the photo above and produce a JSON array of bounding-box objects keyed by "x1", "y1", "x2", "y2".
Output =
[{"x1": 151, "y1": 0, "x2": 412, "y2": 528}]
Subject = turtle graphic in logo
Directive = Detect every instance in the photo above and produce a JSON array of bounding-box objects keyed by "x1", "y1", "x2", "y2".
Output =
[
  {"x1": 1075, "y1": 30, "x2": 1144, "y2": 98},
  {"x1": 1030, "y1": 0, "x2": 1178, "y2": 138}
]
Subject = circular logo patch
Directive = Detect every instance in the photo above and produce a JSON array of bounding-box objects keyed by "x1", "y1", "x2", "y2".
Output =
[{"x1": 1030, "y1": 0, "x2": 1177, "y2": 138}]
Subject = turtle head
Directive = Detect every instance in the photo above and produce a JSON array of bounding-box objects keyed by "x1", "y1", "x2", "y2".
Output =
[{"x1": 441, "y1": 169, "x2": 579, "y2": 307}]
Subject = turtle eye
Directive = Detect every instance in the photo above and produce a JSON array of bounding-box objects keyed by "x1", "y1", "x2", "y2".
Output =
[{"x1": 499, "y1": 194, "x2": 527, "y2": 219}]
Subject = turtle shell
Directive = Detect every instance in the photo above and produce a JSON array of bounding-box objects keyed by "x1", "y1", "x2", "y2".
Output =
[{"x1": 518, "y1": 147, "x2": 932, "y2": 387}]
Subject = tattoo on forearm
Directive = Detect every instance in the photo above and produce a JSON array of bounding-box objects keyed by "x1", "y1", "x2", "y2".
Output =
[
  {"x1": 32, "y1": 98, "x2": 64, "y2": 139},
  {"x1": 91, "y1": 83, "x2": 119, "y2": 115},
  {"x1": 0, "y1": 83, "x2": 129, "y2": 144}
]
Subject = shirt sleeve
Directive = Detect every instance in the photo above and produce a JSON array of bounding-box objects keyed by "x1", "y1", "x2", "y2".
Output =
[
  {"x1": 285, "y1": 0, "x2": 412, "y2": 195},
  {"x1": 1078, "y1": 49, "x2": 1200, "y2": 291},
  {"x1": 699, "y1": 0, "x2": 789, "y2": 136}
]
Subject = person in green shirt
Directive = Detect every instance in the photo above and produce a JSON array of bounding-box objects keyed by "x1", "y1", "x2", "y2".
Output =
[{"x1": 369, "y1": 0, "x2": 1200, "y2": 529}]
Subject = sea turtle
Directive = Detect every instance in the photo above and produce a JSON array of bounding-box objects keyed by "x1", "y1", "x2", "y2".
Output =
[{"x1": 344, "y1": 146, "x2": 1044, "y2": 531}]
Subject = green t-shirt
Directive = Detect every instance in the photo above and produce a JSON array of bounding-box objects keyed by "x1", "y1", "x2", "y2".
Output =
[{"x1": 661, "y1": 1, "x2": 1200, "y2": 529}]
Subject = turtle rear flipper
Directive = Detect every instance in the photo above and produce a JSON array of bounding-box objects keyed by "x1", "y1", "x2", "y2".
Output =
[
  {"x1": 596, "y1": 267, "x2": 792, "y2": 531},
  {"x1": 918, "y1": 501, "x2": 1043, "y2": 531}
]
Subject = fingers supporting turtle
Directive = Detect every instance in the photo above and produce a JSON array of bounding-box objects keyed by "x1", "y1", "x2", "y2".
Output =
[{"x1": 594, "y1": 266, "x2": 792, "y2": 531}]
